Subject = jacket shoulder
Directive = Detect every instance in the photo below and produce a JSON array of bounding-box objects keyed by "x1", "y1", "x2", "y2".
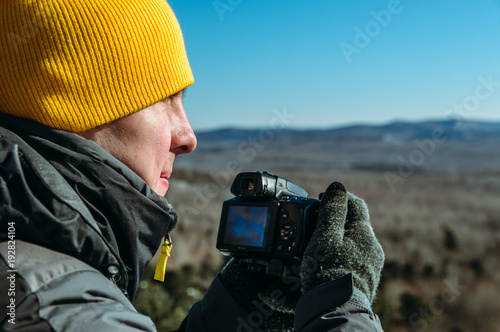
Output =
[
  {"x1": 0, "y1": 241, "x2": 156, "y2": 332},
  {"x1": 0, "y1": 241, "x2": 111, "y2": 293}
]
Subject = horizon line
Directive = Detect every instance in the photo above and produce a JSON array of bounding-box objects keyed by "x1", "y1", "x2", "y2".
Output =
[{"x1": 193, "y1": 117, "x2": 500, "y2": 133}]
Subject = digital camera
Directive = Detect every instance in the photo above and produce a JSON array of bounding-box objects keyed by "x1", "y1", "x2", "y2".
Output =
[{"x1": 216, "y1": 171, "x2": 320, "y2": 276}]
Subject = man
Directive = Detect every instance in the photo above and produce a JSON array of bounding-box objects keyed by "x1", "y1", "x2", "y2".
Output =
[{"x1": 0, "y1": 1, "x2": 384, "y2": 331}]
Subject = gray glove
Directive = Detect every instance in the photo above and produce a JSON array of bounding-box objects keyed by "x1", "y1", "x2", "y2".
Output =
[
  {"x1": 219, "y1": 258, "x2": 297, "y2": 332},
  {"x1": 301, "y1": 182, "x2": 385, "y2": 303}
]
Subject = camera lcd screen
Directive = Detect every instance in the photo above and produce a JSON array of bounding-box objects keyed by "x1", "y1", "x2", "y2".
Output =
[{"x1": 223, "y1": 205, "x2": 270, "y2": 248}]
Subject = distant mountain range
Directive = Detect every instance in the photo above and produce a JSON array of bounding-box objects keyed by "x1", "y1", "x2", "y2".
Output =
[{"x1": 175, "y1": 120, "x2": 500, "y2": 173}]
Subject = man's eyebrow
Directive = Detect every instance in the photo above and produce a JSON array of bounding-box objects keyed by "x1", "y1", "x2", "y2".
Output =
[
  {"x1": 164, "y1": 88, "x2": 188, "y2": 102},
  {"x1": 175, "y1": 88, "x2": 188, "y2": 100}
]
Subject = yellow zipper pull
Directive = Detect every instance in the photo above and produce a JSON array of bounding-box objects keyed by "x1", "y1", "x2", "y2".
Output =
[{"x1": 154, "y1": 234, "x2": 172, "y2": 282}]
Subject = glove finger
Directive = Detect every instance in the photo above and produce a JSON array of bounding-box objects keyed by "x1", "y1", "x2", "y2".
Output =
[
  {"x1": 316, "y1": 181, "x2": 348, "y2": 242},
  {"x1": 345, "y1": 193, "x2": 377, "y2": 238},
  {"x1": 345, "y1": 192, "x2": 384, "y2": 266},
  {"x1": 346, "y1": 192, "x2": 370, "y2": 226}
]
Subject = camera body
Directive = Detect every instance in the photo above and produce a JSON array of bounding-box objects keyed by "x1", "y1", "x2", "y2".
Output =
[{"x1": 216, "y1": 172, "x2": 320, "y2": 274}]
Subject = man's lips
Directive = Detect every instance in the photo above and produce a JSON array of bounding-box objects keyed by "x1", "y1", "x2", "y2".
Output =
[{"x1": 160, "y1": 173, "x2": 171, "y2": 191}]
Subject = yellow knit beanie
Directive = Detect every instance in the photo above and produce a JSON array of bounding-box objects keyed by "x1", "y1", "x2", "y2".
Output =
[{"x1": 0, "y1": 0, "x2": 194, "y2": 132}]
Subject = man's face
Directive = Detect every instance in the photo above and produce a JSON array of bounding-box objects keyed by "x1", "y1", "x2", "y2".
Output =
[{"x1": 79, "y1": 90, "x2": 197, "y2": 196}]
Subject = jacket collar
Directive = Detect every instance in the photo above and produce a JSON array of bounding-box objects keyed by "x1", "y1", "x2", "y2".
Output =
[{"x1": 0, "y1": 114, "x2": 177, "y2": 298}]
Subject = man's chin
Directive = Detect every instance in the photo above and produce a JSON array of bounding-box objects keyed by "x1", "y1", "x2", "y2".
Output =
[{"x1": 156, "y1": 178, "x2": 169, "y2": 196}]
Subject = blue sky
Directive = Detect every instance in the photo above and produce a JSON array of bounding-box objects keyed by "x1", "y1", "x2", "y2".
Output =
[{"x1": 169, "y1": 1, "x2": 500, "y2": 131}]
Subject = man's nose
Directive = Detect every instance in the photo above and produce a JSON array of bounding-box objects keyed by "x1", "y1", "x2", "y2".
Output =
[{"x1": 171, "y1": 115, "x2": 197, "y2": 155}]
